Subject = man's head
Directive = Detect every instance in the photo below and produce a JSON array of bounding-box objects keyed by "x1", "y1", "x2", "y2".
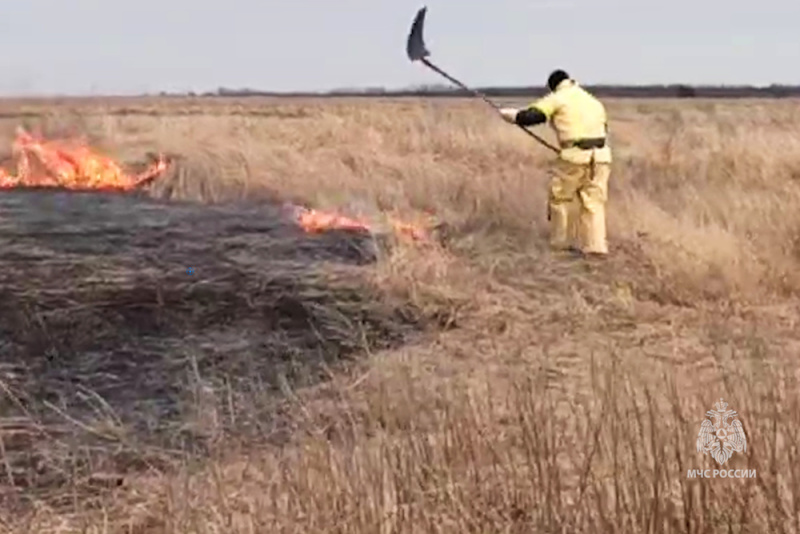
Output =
[{"x1": 547, "y1": 69, "x2": 570, "y2": 91}]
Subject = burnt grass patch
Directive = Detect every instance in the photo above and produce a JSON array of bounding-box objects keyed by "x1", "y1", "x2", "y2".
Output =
[{"x1": 0, "y1": 189, "x2": 427, "y2": 506}]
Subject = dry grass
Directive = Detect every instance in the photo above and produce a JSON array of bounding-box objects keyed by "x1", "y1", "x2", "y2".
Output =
[{"x1": 2, "y1": 96, "x2": 800, "y2": 533}]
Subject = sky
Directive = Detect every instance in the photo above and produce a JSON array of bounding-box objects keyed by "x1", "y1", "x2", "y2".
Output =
[{"x1": 0, "y1": 0, "x2": 798, "y2": 96}]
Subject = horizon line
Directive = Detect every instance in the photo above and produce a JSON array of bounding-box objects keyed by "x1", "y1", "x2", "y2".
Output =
[{"x1": 2, "y1": 82, "x2": 799, "y2": 100}]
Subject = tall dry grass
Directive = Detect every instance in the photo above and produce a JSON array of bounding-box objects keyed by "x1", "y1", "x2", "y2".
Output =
[{"x1": 3, "y1": 96, "x2": 800, "y2": 533}]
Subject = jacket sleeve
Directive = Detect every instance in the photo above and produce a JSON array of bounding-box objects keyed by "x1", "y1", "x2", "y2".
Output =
[
  {"x1": 515, "y1": 107, "x2": 547, "y2": 127},
  {"x1": 515, "y1": 92, "x2": 558, "y2": 127},
  {"x1": 530, "y1": 92, "x2": 559, "y2": 118}
]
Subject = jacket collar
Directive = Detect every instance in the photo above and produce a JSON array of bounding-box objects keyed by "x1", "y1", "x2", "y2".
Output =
[{"x1": 553, "y1": 79, "x2": 576, "y2": 92}]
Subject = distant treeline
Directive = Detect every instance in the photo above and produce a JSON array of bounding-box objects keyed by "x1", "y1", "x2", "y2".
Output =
[{"x1": 183, "y1": 84, "x2": 800, "y2": 99}]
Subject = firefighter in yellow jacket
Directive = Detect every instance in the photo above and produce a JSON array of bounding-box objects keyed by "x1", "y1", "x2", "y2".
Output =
[{"x1": 500, "y1": 70, "x2": 612, "y2": 256}]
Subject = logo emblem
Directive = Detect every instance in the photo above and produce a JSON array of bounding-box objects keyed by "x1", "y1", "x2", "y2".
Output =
[{"x1": 696, "y1": 398, "x2": 747, "y2": 465}]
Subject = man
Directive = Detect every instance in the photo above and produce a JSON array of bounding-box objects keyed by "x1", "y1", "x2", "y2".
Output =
[{"x1": 499, "y1": 69, "x2": 612, "y2": 257}]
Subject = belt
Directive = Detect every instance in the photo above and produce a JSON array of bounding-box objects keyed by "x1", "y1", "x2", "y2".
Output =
[{"x1": 561, "y1": 138, "x2": 606, "y2": 150}]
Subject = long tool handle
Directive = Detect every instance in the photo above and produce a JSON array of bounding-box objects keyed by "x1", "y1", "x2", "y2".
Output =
[{"x1": 421, "y1": 58, "x2": 559, "y2": 153}]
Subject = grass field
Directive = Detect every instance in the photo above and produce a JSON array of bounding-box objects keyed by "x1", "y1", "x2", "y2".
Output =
[{"x1": 2, "y1": 95, "x2": 800, "y2": 533}]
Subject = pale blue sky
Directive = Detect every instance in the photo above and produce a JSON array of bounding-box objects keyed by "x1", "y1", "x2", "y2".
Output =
[{"x1": 0, "y1": 0, "x2": 797, "y2": 95}]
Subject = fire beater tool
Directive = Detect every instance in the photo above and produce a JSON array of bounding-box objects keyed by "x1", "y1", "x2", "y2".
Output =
[{"x1": 405, "y1": 6, "x2": 558, "y2": 153}]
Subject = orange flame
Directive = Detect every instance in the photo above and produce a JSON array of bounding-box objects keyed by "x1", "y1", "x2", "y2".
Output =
[
  {"x1": 0, "y1": 127, "x2": 167, "y2": 191},
  {"x1": 295, "y1": 206, "x2": 372, "y2": 234},
  {"x1": 290, "y1": 205, "x2": 432, "y2": 242}
]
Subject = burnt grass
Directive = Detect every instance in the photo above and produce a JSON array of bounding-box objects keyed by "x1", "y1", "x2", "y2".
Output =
[{"x1": 0, "y1": 189, "x2": 426, "y2": 504}]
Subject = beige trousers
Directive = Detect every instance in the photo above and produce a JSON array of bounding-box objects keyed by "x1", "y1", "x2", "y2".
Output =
[{"x1": 547, "y1": 157, "x2": 611, "y2": 254}]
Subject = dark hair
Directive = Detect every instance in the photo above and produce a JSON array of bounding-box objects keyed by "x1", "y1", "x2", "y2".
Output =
[{"x1": 547, "y1": 69, "x2": 570, "y2": 91}]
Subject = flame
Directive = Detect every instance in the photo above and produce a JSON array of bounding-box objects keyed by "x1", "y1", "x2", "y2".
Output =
[
  {"x1": 295, "y1": 206, "x2": 372, "y2": 234},
  {"x1": 0, "y1": 127, "x2": 167, "y2": 191},
  {"x1": 290, "y1": 205, "x2": 432, "y2": 242}
]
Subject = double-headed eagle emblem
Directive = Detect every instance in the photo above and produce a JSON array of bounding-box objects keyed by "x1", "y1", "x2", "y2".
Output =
[{"x1": 696, "y1": 398, "x2": 747, "y2": 465}]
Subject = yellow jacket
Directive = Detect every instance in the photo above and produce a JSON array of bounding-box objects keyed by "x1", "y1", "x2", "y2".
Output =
[{"x1": 526, "y1": 79, "x2": 612, "y2": 165}]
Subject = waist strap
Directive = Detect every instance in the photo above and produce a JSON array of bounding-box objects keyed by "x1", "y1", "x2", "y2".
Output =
[{"x1": 561, "y1": 138, "x2": 606, "y2": 150}]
